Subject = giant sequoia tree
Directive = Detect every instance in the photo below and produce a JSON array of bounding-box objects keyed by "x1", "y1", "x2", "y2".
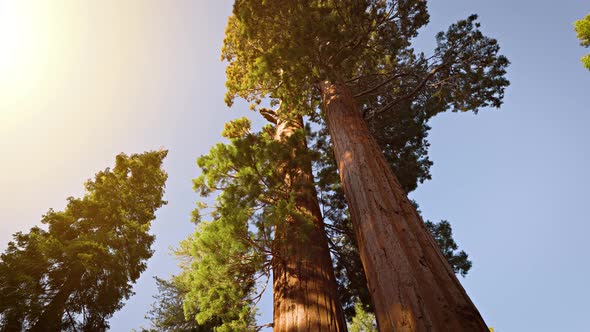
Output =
[
  {"x1": 182, "y1": 117, "x2": 345, "y2": 331},
  {"x1": 266, "y1": 111, "x2": 347, "y2": 331},
  {"x1": 0, "y1": 151, "x2": 168, "y2": 332},
  {"x1": 223, "y1": 1, "x2": 509, "y2": 330}
]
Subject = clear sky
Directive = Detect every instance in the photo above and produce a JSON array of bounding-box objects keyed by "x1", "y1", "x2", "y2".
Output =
[{"x1": 0, "y1": 1, "x2": 588, "y2": 331}]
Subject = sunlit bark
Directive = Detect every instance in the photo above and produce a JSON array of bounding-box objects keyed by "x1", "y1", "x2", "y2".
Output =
[
  {"x1": 320, "y1": 80, "x2": 488, "y2": 332},
  {"x1": 272, "y1": 115, "x2": 347, "y2": 332}
]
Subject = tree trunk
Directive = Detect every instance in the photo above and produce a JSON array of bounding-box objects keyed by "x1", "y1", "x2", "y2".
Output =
[
  {"x1": 320, "y1": 80, "x2": 488, "y2": 332},
  {"x1": 30, "y1": 270, "x2": 83, "y2": 332},
  {"x1": 272, "y1": 115, "x2": 347, "y2": 332},
  {"x1": 1, "y1": 311, "x2": 23, "y2": 332}
]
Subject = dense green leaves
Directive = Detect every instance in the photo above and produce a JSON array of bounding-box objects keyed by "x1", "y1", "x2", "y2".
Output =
[
  {"x1": 182, "y1": 221, "x2": 258, "y2": 332},
  {"x1": 224, "y1": 1, "x2": 508, "y2": 121},
  {"x1": 424, "y1": 220, "x2": 472, "y2": 277},
  {"x1": 574, "y1": 14, "x2": 590, "y2": 70},
  {"x1": 142, "y1": 277, "x2": 222, "y2": 332},
  {"x1": 0, "y1": 151, "x2": 168, "y2": 332},
  {"x1": 224, "y1": 2, "x2": 508, "y2": 200},
  {"x1": 224, "y1": 0, "x2": 431, "y2": 113},
  {"x1": 181, "y1": 118, "x2": 320, "y2": 331},
  {"x1": 348, "y1": 303, "x2": 377, "y2": 332}
]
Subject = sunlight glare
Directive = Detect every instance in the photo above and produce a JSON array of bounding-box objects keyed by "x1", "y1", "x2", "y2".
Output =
[{"x1": 0, "y1": 1, "x2": 52, "y2": 115}]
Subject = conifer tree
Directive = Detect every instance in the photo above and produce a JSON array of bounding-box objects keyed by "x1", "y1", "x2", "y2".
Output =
[
  {"x1": 348, "y1": 303, "x2": 377, "y2": 332},
  {"x1": 183, "y1": 117, "x2": 346, "y2": 331},
  {"x1": 222, "y1": 1, "x2": 509, "y2": 330},
  {"x1": 141, "y1": 276, "x2": 222, "y2": 332},
  {"x1": 574, "y1": 13, "x2": 590, "y2": 70},
  {"x1": 0, "y1": 151, "x2": 168, "y2": 332}
]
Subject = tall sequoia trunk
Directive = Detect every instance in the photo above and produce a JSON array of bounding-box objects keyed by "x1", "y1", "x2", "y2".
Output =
[
  {"x1": 271, "y1": 115, "x2": 347, "y2": 332},
  {"x1": 320, "y1": 80, "x2": 488, "y2": 332},
  {"x1": 30, "y1": 270, "x2": 83, "y2": 332}
]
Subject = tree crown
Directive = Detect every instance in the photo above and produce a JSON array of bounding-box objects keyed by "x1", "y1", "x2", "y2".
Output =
[{"x1": 0, "y1": 151, "x2": 168, "y2": 331}]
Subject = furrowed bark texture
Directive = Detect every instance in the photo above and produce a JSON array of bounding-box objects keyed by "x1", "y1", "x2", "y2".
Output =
[
  {"x1": 320, "y1": 80, "x2": 488, "y2": 332},
  {"x1": 272, "y1": 116, "x2": 347, "y2": 332}
]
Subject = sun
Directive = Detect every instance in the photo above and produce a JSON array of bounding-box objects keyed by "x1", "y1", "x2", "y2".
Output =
[
  {"x1": 0, "y1": 2, "x2": 29, "y2": 74},
  {"x1": 0, "y1": 1, "x2": 51, "y2": 112}
]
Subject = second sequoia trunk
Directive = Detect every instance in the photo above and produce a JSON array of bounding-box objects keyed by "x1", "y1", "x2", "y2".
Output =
[
  {"x1": 320, "y1": 80, "x2": 488, "y2": 332},
  {"x1": 271, "y1": 115, "x2": 347, "y2": 332}
]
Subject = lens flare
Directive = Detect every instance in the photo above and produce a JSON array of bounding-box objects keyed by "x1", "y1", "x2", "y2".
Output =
[{"x1": 0, "y1": 1, "x2": 52, "y2": 115}]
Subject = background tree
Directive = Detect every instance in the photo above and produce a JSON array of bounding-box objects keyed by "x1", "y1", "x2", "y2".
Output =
[
  {"x1": 141, "y1": 276, "x2": 222, "y2": 332},
  {"x1": 180, "y1": 118, "x2": 298, "y2": 330},
  {"x1": 223, "y1": 1, "x2": 508, "y2": 330},
  {"x1": 574, "y1": 14, "x2": 590, "y2": 70},
  {"x1": 0, "y1": 151, "x2": 168, "y2": 332},
  {"x1": 348, "y1": 303, "x2": 377, "y2": 332},
  {"x1": 424, "y1": 220, "x2": 471, "y2": 277}
]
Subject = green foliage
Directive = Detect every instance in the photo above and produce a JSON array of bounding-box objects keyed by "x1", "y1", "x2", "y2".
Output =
[
  {"x1": 224, "y1": 0, "x2": 431, "y2": 113},
  {"x1": 142, "y1": 276, "x2": 221, "y2": 332},
  {"x1": 348, "y1": 303, "x2": 377, "y2": 332},
  {"x1": 424, "y1": 220, "x2": 472, "y2": 277},
  {"x1": 574, "y1": 14, "x2": 590, "y2": 70},
  {"x1": 182, "y1": 220, "x2": 258, "y2": 332},
  {"x1": 224, "y1": 1, "x2": 508, "y2": 121},
  {"x1": 224, "y1": 1, "x2": 508, "y2": 195},
  {"x1": 0, "y1": 151, "x2": 168, "y2": 331},
  {"x1": 182, "y1": 118, "x2": 319, "y2": 331}
]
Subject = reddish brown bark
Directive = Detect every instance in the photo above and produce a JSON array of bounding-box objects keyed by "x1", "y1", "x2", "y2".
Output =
[
  {"x1": 320, "y1": 80, "x2": 488, "y2": 332},
  {"x1": 272, "y1": 115, "x2": 347, "y2": 332}
]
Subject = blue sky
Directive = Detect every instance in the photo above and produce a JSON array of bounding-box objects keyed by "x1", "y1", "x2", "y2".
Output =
[{"x1": 1, "y1": 1, "x2": 589, "y2": 331}]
